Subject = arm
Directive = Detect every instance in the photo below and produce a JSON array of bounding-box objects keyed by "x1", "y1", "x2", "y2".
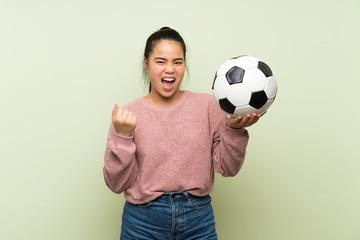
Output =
[
  {"x1": 210, "y1": 99, "x2": 261, "y2": 177},
  {"x1": 103, "y1": 105, "x2": 138, "y2": 194},
  {"x1": 212, "y1": 123, "x2": 249, "y2": 177}
]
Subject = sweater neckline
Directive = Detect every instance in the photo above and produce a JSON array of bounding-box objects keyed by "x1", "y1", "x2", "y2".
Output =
[{"x1": 141, "y1": 90, "x2": 188, "y2": 111}]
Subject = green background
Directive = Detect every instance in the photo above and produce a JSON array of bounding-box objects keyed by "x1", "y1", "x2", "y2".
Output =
[{"x1": 1, "y1": 0, "x2": 359, "y2": 239}]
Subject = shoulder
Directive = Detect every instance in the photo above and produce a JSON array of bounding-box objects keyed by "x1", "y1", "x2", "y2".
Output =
[
  {"x1": 184, "y1": 91, "x2": 225, "y2": 121},
  {"x1": 184, "y1": 91, "x2": 215, "y2": 105},
  {"x1": 122, "y1": 97, "x2": 146, "y2": 111},
  {"x1": 186, "y1": 91, "x2": 221, "y2": 109}
]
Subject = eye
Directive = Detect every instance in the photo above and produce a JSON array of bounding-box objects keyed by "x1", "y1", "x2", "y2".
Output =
[{"x1": 175, "y1": 61, "x2": 183, "y2": 65}]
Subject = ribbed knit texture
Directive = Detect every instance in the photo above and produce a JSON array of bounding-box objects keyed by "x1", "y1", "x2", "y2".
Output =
[{"x1": 103, "y1": 91, "x2": 249, "y2": 204}]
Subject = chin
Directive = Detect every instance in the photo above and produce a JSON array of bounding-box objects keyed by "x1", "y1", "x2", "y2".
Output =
[{"x1": 161, "y1": 90, "x2": 179, "y2": 98}]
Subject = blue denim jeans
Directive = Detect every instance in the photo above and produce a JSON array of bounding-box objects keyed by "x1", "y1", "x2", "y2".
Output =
[{"x1": 120, "y1": 192, "x2": 218, "y2": 239}]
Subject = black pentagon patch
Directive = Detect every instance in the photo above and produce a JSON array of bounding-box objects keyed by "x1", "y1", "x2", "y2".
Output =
[
  {"x1": 219, "y1": 98, "x2": 236, "y2": 114},
  {"x1": 257, "y1": 61, "x2": 273, "y2": 77},
  {"x1": 225, "y1": 66, "x2": 245, "y2": 85},
  {"x1": 230, "y1": 55, "x2": 247, "y2": 59},
  {"x1": 249, "y1": 91, "x2": 268, "y2": 109},
  {"x1": 212, "y1": 72, "x2": 217, "y2": 90}
]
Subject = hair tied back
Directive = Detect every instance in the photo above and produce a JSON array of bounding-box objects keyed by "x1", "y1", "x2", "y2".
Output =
[{"x1": 160, "y1": 26, "x2": 171, "y2": 30}]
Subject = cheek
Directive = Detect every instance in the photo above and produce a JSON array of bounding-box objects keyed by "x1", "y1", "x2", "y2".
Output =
[
  {"x1": 148, "y1": 66, "x2": 164, "y2": 81},
  {"x1": 149, "y1": 65, "x2": 163, "y2": 74},
  {"x1": 177, "y1": 66, "x2": 185, "y2": 75}
]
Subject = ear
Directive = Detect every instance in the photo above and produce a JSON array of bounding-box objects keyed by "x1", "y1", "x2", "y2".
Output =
[{"x1": 143, "y1": 58, "x2": 149, "y2": 72}]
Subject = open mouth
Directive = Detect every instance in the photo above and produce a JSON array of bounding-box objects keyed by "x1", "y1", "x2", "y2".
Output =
[{"x1": 162, "y1": 78, "x2": 175, "y2": 89}]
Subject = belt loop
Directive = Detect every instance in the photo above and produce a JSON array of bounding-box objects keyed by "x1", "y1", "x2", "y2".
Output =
[{"x1": 183, "y1": 192, "x2": 189, "y2": 200}]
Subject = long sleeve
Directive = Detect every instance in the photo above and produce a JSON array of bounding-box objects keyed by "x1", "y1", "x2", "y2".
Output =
[
  {"x1": 212, "y1": 126, "x2": 249, "y2": 177},
  {"x1": 103, "y1": 123, "x2": 138, "y2": 194},
  {"x1": 209, "y1": 97, "x2": 250, "y2": 177}
]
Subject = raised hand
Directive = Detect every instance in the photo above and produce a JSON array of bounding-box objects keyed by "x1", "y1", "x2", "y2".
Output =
[
  {"x1": 226, "y1": 113, "x2": 262, "y2": 129},
  {"x1": 112, "y1": 104, "x2": 137, "y2": 137}
]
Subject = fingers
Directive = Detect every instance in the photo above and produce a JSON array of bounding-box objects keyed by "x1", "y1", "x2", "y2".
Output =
[
  {"x1": 227, "y1": 113, "x2": 261, "y2": 129},
  {"x1": 120, "y1": 108, "x2": 129, "y2": 120},
  {"x1": 112, "y1": 104, "x2": 119, "y2": 122},
  {"x1": 111, "y1": 106, "x2": 137, "y2": 137},
  {"x1": 130, "y1": 111, "x2": 137, "y2": 122},
  {"x1": 115, "y1": 108, "x2": 133, "y2": 123},
  {"x1": 123, "y1": 109, "x2": 136, "y2": 123},
  {"x1": 246, "y1": 113, "x2": 260, "y2": 125},
  {"x1": 114, "y1": 108, "x2": 137, "y2": 126},
  {"x1": 112, "y1": 105, "x2": 131, "y2": 124},
  {"x1": 244, "y1": 113, "x2": 261, "y2": 127}
]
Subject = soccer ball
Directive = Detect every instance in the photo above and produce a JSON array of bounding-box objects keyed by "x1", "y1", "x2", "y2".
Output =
[{"x1": 212, "y1": 55, "x2": 277, "y2": 117}]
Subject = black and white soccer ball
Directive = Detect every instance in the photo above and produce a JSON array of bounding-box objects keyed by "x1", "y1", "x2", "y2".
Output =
[{"x1": 212, "y1": 55, "x2": 277, "y2": 117}]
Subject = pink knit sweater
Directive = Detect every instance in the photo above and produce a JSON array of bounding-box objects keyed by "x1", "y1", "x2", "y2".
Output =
[{"x1": 103, "y1": 91, "x2": 249, "y2": 204}]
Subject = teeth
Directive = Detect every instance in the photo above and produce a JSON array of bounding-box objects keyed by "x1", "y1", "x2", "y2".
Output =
[{"x1": 163, "y1": 78, "x2": 175, "y2": 82}]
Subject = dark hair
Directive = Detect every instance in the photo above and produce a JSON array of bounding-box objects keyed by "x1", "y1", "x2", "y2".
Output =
[{"x1": 143, "y1": 27, "x2": 187, "y2": 93}]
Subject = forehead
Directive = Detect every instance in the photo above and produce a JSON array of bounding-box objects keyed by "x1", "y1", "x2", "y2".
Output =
[{"x1": 151, "y1": 40, "x2": 184, "y2": 58}]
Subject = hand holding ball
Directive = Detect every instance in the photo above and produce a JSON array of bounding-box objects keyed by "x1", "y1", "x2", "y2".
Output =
[{"x1": 212, "y1": 55, "x2": 277, "y2": 117}]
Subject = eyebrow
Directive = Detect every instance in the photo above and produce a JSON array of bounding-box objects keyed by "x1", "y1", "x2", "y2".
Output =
[{"x1": 154, "y1": 57, "x2": 184, "y2": 61}]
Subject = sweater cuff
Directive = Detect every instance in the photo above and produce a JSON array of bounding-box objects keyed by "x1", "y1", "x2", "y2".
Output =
[
  {"x1": 110, "y1": 129, "x2": 134, "y2": 148},
  {"x1": 223, "y1": 125, "x2": 247, "y2": 138}
]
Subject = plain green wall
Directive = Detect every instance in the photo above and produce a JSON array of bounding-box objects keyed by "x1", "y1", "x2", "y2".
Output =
[{"x1": 1, "y1": 0, "x2": 359, "y2": 239}]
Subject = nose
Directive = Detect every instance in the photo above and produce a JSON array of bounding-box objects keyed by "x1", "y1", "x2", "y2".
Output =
[{"x1": 165, "y1": 63, "x2": 175, "y2": 73}]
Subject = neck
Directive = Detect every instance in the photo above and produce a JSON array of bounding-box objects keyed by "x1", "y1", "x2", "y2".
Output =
[{"x1": 145, "y1": 90, "x2": 184, "y2": 107}]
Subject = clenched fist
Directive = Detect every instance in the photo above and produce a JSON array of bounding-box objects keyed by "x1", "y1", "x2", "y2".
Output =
[{"x1": 112, "y1": 104, "x2": 137, "y2": 137}]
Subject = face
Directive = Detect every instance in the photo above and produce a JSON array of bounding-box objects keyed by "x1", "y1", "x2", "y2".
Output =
[{"x1": 144, "y1": 40, "x2": 185, "y2": 102}]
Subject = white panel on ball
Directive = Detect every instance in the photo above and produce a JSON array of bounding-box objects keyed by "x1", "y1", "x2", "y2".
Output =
[
  {"x1": 242, "y1": 68, "x2": 266, "y2": 92},
  {"x1": 264, "y1": 76, "x2": 277, "y2": 100},
  {"x1": 213, "y1": 76, "x2": 231, "y2": 99},
  {"x1": 227, "y1": 84, "x2": 252, "y2": 106},
  {"x1": 234, "y1": 55, "x2": 258, "y2": 69},
  {"x1": 233, "y1": 105, "x2": 257, "y2": 117}
]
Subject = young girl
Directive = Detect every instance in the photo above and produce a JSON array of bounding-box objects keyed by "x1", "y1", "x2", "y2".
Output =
[{"x1": 103, "y1": 27, "x2": 261, "y2": 239}]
